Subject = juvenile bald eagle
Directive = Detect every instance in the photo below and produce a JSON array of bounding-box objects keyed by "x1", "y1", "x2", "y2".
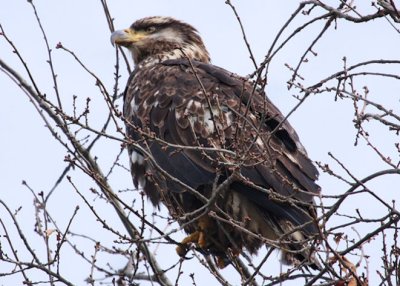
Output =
[{"x1": 111, "y1": 16, "x2": 321, "y2": 269}]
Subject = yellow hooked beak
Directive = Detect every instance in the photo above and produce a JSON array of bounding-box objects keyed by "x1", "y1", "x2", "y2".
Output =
[{"x1": 110, "y1": 28, "x2": 147, "y2": 47}]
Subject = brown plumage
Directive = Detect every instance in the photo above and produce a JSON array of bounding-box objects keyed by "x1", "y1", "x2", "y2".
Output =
[{"x1": 111, "y1": 16, "x2": 321, "y2": 269}]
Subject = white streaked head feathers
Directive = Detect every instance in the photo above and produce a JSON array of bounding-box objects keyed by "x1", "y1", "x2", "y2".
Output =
[{"x1": 111, "y1": 16, "x2": 210, "y2": 66}]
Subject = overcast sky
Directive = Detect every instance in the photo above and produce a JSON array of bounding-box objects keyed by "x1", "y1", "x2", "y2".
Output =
[{"x1": 1, "y1": 1, "x2": 400, "y2": 285}]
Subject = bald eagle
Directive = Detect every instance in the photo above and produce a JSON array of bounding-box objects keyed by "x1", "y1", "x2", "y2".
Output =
[{"x1": 111, "y1": 16, "x2": 321, "y2": 269}]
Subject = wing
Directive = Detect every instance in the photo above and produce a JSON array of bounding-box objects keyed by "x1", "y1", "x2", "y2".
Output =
[{"x1": 123, "y1": 59, "x2": 320, "y2": 232}]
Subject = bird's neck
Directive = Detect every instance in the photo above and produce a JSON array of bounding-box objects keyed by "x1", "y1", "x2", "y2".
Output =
[{"x1": 134, "y1": 43, "x2": 210, "y2": 68}]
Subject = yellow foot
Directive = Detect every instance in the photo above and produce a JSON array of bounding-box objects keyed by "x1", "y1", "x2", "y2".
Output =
[
  {"x1": 176, "y1": 231, "x2": 200, "y2": 256},
  {"x1": 216, "y1": 256, "x2": 228, "y2": 268},
  {"x1": 176, "y1": 215, "x2": 212, "y2": 257}
]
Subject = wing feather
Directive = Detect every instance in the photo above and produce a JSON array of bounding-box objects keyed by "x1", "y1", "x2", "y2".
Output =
[{"x1": 123, "y1": 58, "x2": 320, "y2": 225}]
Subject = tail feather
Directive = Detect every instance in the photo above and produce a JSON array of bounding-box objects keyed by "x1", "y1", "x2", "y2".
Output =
[{"x1": 279, "y1": 219, "x2": 321, "y2": 270}]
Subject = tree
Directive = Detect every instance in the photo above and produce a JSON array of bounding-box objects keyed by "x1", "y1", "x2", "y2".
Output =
[{"x1": 1, "y1": 1, "x2": 399, "y2": 285}]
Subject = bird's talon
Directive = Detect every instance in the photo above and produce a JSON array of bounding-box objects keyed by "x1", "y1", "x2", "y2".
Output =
[
  {"x1": 216, "y1": 256, "x2": 229, "y2": 268},
  {"x1": 176, "y1": 244, "x2": 188, "y2": 257},
  {"x1": 176, "y1": 240, "x2": 195, "y2": 260},
  {"x1": 176, "y1": 230, "x2": 202, "y2": 257}
]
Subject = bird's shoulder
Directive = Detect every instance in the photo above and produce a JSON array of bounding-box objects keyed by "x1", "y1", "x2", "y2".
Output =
[{"x1": 124, "y1": 59, "x2": 308, "y2": 156}]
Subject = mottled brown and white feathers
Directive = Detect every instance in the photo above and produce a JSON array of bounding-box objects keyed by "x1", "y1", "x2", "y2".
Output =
[{"x1": 111, "y1": 16, "x2": 321, "y2": 269}]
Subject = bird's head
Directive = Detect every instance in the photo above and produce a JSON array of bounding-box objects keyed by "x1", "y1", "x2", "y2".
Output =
[{"x1": 111, "y1": 16, "x2": 210, "y2": 66}]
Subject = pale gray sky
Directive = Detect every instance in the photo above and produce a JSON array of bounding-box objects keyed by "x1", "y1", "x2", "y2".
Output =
[{"x1": 1, "y1": 1, "x2": 399, "y2": 285}]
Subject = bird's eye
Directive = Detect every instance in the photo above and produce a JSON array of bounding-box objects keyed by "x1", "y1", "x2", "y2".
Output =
[{"x1": 145, "y1": 26, "x2": 156, "y2": 33}]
